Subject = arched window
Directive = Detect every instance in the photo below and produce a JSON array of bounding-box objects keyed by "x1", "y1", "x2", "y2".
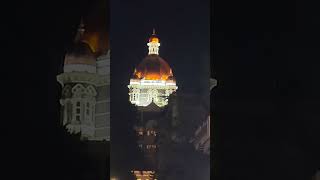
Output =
[
  {"x1": 67, "y1": 102, "x2": 72, "y2": 124},
  {"x1": 86, "y1": 102, "x2": 90, "y2": 115},
  {"x1": 75, "y1": 101, "x2": 81, "y2": 122}
]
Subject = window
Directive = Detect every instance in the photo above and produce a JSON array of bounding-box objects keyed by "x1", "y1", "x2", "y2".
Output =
[
  {"x1": 147, "y1": 131, "x2": 150, "y2": 136},
  {"x1": 76, "y1": 115, "x2": 80, "y2": 121},
  {"x1": 67, "y1": 103, "x2": 72, "y2": 123},
  {"x1": 76, "y1": 108, "x2": 80, "y2": 114},
  {"x1": 76, "y1": 102, "x2": 80, "y2": 106},
  {"x1": 86, "y1": 109, "x2": 89, "y2": 115},
  {"x1": 146, "y1": 145, "x2": 156, "y2": 149},
  {"x1": 138, "y1": 131, "x2": 143, "y2": 135}
]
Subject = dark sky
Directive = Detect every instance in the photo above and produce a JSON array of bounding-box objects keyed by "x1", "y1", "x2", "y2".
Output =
[
  {"x1": 212, "y1": 0, "x2": 320, "y2": 179},
  {"x1": 18, "y1": 0, "x2": 110, "y2": 179},
  {"x1": 110, "y1": 0, "x2": 210, "y2": 178},
  {"x1": 110, "y1": 0, "x2": 210, "y2": 94},
  {"x1": 14, "y1": 0, "x2": 320, "y2": 179}
]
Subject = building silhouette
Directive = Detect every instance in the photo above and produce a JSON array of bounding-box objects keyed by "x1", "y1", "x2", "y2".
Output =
[{"x1": 128, "y1": 30, "x2": 178, "y2": 180}]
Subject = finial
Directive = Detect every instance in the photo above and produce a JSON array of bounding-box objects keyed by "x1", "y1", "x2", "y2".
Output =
[
  {"x1": 74, "y1": 17, "x2": 85, "y2": 42},
  {"x1": 152, "y1": 28, "x2": 156, "y2": 35},
  {"x1": 79, "y1": 17, "x2": 85, "y2": 29}
]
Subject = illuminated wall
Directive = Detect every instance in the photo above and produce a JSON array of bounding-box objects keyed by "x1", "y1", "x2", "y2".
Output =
[
  {"x1": 57, "y1": 50, "x2": 110, "y2": 141},
  {"x1": 128, "y1": 79, "x2": 177, "y2": 107}
]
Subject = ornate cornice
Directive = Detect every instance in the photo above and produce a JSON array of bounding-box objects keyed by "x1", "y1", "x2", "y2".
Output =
[{"x1": 57, "y1": 72, "x2": 107, "y2": 87}]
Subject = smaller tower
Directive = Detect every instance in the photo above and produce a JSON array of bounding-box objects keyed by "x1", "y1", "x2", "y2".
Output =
[
  {"x1": 57, "y1": 19, "x2": 110, "y2": 141},
  {"x1": 74, "y1": 17, "x2": 85, "y2": 43},
  {"x1": 129, "y1": 30, "x2": 176, "y2": 180},
  {"x1": 147, "y1": 29, "x2": 160, "y2": 55}
]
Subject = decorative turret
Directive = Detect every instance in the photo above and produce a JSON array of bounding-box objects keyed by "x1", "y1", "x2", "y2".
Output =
[
  {"x1": 147, "y1": 29, "x2": 160, "y2": 55},
  {"x1": 57, "y1": 17, "x2": 110, "y2": 141}
]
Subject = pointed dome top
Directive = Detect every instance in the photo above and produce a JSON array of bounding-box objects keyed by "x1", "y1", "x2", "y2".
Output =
[
  {"x1": 74, "y1": 18, "x2": 86, "y2": 43},
  {"x1": 64, "y1": 18, "x2": 95, "y2": 66},
  {"x1": 149, "y1": 28, "x2": 159, "y2": 43}
]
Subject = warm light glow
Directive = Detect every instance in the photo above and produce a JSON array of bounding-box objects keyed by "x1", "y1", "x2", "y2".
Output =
[
  {"x1": 149, "y1": 37, "x2": 159, "y2": 43},
  {"x1": 143, "y1": 73, "x2": 169, "y2": 80},
  {"x1": 128, "y1": 78, "x2": 177, "y2": 107},
  {"x1": 136, "y1": 71, "x2": 142, "y2": 78},
  {"x1": 147, "y1": 31, "x2": 160, "y2": 55},
  {"x1": 132, "y1": 170, "x2": 156, "y2": 180},
  {"x1": 82, "y1": 32, "x2": 99, "y2": 53},
  {"x1": 128, "y1": 30, "x2": 177, "y2": 107}
]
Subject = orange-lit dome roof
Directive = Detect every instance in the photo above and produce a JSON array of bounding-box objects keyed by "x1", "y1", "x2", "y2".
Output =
[
  {"x1": 64, "y1": 16, "x2": 109, "y2": 66},
  {"x1": 64, "y1": 41, "x2": 96, "y2": 65},
  {"x1": 82, "y1": 31, "x2": 109, "y2": 56},
  {"x1": 133, "y1": 54, "x2": 174, "y2": 81},
  {"x1": 149, "y1": 34, "x2": 159, "y2": 43},
  {"x1": 149, "y1": 29, "x2": 159, "y2": 43}
]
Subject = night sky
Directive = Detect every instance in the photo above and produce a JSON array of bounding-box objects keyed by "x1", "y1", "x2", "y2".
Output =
[
  {"x1": 110, "y1": 0, "x2": 210, "y2": 178},
  {"x1": 212, "y1": 0, "x2": 320, "y2": 179},
  {"x1": 19, "y1": 0, "x2": 110, "y2": 179},
  {"x1": 13, "y1": 0, "x2": 320, "y2": 179}
]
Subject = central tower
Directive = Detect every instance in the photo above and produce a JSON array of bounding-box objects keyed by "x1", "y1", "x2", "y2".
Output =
[
  {"x1": 128, "y1": 30, "x2": 178, "y2": 180},
  {"x1": 128, "y1": 30, "x2": 178, "y2": 107}
]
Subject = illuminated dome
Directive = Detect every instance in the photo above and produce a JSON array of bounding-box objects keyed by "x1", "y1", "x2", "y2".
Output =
[
  {"x1": 63, "y1": 20, "x2": 97, "y2": 73},
  {"x1": 149, "y1": 34, "x2": 159, "y2": 43},
  {"x1": 133, "y1": 54, "x2": 174, "y2": 81},
  {"x1": 64, "y1": 18, "x2": 96, "y2": 66},
  {"x1": 128, "y1": 29, "x2": 178, "y2": 107},
  {"x1": 64, "y1": 41, "x2": 96, "y2": 65},
  {"x1": 148, "y1": 28, "x2": 159, "y2": 43}
]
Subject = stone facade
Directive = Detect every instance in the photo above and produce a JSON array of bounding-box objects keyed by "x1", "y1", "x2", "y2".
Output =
[{"x1": 57, "y1": 51, "x2": 110, "y2": 141}]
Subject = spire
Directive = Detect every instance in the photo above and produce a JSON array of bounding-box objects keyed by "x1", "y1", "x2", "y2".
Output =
[
  {"x1": 152, "y1": 28, "x2": 156, "y2": 35},
  {"x1": 74, "y1": 17, "x2": 85, "y2": 42}
]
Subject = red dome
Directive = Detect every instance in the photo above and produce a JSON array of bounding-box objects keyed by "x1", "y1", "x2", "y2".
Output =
[{"x1": 133, "y1": 54, "x2": 174, "y2": 81}]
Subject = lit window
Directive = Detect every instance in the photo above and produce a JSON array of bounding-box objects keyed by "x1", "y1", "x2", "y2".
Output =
[
  {"x1": 138, "y1": 131, "x2": 143, "y2": 135},
  {"x1": 147, "y1": 131, "x2": 150, "y2": 136}
]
